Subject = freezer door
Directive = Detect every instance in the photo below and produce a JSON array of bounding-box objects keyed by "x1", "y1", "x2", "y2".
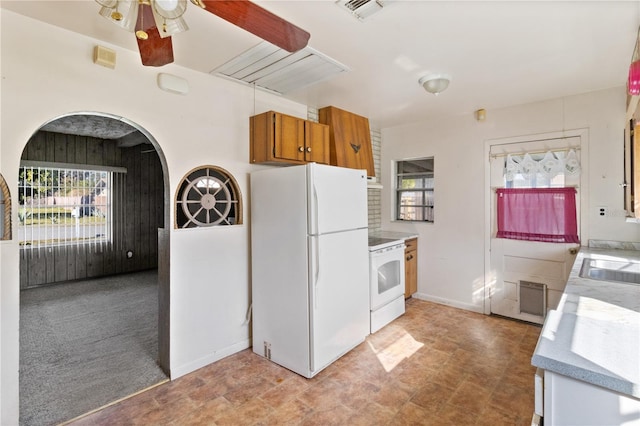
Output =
[
  {"x1": 307, "y1": 163, "x2": 368, "y2": 235},
  {"x1": 308, "y1": 228, "x2": 370, "y2": 374}
]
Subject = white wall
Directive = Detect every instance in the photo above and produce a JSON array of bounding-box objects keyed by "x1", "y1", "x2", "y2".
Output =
[
  {"x1": 0, "y1": 11, "x2": 308, "y2": 424},
  {"x1": 380, "y1": 87, "x2": 638, "y2": 312}
]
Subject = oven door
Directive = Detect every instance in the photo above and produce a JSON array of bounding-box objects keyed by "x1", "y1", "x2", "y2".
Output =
[{"x1": 369, "y1": 245, "x2": 405, "y2": 310}]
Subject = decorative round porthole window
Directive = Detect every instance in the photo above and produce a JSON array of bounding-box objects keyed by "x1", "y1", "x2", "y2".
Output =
[{"x1": 175, "y1": 166, "x2": 242, "y2": 228}]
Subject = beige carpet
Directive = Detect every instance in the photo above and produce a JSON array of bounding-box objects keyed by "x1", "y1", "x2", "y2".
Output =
[{"x1": 19, "y1": 270, "x2": 168, "y2": 426}]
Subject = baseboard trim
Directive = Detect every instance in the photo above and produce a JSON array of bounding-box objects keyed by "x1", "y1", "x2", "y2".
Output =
[
  {"x1": 170, "y1": 338, "x2": 251, "y2": 379},
  {"x1": 412, "y1": 292, "x2": 484, "y2": 314}
]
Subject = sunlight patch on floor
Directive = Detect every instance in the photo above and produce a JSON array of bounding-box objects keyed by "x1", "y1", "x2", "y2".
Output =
[{"x1": 367, "y1": 330, "x2": 424, "y2": 372}]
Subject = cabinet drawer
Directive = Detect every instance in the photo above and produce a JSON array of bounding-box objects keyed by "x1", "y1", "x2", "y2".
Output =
[{"x1": 404, "y1": 238, "x2": 417, "y2": 251}]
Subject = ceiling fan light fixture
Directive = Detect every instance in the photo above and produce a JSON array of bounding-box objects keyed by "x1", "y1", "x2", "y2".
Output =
[
  {"x1": 156, "y1": 15, "x2": 188, "y2": 37},
  {"x1": 95, "y1": 0, "x2": 118, "y2": 8},
  {"x1": 418, "y1": 74, "x2": 451, "y2": 95},
  {"x1": 98, "y1": 1, "x2": 139, "y2": 32},
  {"x1": 153, "y1": 0, "x2": 187, "y2": 19},
  {"x1": 95, "y1": 0, "x2": 310, "y2": 67}
]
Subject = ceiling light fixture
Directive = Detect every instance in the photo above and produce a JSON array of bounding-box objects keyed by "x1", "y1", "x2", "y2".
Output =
[
  {"x1": 96, "y1": 0, "x2": 192, "y2": 40},
  {"x1": 418, "y1": 74, "x2": 451, "y2": 95}
]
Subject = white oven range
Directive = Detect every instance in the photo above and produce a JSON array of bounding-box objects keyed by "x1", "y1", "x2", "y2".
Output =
[{"x1": 368, "y1": 237, "x2": 406, "y2": 333}]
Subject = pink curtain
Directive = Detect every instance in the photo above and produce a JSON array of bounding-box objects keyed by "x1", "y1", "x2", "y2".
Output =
[{"x1": 496, "y1": 188, "x2": 579, "y2": 243}]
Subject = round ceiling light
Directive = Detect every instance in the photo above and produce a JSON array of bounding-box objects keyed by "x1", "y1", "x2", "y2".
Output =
[{"x1": 419, "y1": 74, "x2": 451, "y2": 95}]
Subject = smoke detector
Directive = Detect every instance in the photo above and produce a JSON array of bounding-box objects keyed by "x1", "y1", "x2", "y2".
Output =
[{"x1": 336, "y1": 0, "x2": 387, "y2": 21}]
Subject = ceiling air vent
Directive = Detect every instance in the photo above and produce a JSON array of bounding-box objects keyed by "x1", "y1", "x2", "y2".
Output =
[
  {"x1": 336, "y1": 0, "x2": 386, "y2": 21},
  {"x1": 211, "y1": 42, "x2": 350, "y2": 95}
]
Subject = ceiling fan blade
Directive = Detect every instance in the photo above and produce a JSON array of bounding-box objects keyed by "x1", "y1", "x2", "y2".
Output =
[
  {"x1": 200, "y1": 0, "x2": 310, "y2": 53},
  {"x1": 137, "y1": 29, "x2": 175, "y2": 67},
  {"x1": 136, "y1": 3, "x2": 174, "y2": 67}
]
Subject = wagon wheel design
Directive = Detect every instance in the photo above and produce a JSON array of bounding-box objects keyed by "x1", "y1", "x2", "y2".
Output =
[{"x1": 178, "y1": 167, "x2": 239, "y2": 228}]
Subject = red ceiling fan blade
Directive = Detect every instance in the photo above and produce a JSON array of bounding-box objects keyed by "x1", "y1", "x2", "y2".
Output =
[
  {"x1": 136, "y1": 3, "x2": 174, "y2": 67},
  {"x1": 200, "y1": 0, "x2": 310, "y2": 53},
  {"x1": 137, "y1": 30, "x2": 175, "y2": 67}
]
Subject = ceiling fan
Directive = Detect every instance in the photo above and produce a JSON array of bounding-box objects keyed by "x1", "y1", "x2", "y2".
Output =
[{"x1": 95, "y1": 0, "x2": 311, "y2": 67}]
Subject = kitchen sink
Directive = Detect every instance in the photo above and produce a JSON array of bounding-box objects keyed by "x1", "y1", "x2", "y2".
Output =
[{"x1": 579, "y1": 258, "x2": 640, "y2": 285}]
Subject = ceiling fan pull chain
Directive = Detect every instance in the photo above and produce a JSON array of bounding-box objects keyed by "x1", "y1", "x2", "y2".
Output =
[
  {"x1": 189, "y1": 0, "x2": 206, "y2": 8},
  {"x1": 135, "y1": 1, "x2": 149, "y2": 40},
  {"x1": 111, "y1": 1, "x2": 123, "y2": 21}
]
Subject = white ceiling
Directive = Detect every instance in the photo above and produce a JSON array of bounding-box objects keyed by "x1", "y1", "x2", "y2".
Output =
[{"x1": 2, "y1": 0, "x2": 639, "y2": 129}]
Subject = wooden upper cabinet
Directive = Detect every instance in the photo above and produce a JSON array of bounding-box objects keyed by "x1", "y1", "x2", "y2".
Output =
[
  {"x1": 250, "y1": 111, "x2": 330, "y2": 166},
  {"x1": 305, "y1": 120, "x2": 330, "y2": 164},
  {"x1": 318, "y1": 106, "x2": 375, "y2": 177}
]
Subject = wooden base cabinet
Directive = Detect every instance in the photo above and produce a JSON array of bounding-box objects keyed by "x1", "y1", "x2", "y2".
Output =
[
  {"x1": 250, "y1": 111, "x2": 330, "y2": 165},
  {"x1": 404, "y1": 238, "x2": 417, "y2": 298}
]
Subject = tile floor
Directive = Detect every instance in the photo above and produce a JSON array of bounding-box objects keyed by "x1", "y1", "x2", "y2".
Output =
[{"x1": 69, "y1": 299, "x2": 541, "y2": 425}]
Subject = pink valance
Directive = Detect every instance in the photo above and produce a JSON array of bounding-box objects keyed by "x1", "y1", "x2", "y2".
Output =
[{"x1": 496, "y1": 187, "x2": 579, "y2": 244}]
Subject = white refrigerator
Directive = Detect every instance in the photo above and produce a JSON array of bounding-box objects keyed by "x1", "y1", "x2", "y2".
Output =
[{"x1": 250, "y1": 163, "x2": 370, "y2": 378}]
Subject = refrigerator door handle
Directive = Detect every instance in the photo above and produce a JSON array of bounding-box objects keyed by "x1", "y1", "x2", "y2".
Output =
[
  {"x1": 311, "y1": 182, "x2": 319, "y2": 236},
  {"x1": 313, "y1": 236, "x2": 320, "y2": 309},
  {"x1": 309, "y1": 235, "x2": 320, "y2": 373}
]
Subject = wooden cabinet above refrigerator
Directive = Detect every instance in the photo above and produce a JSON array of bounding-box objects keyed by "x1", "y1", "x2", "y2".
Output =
[
  {"x1": 250, "y1": 111, "x2": 330, "y2": 166},
  {"x1": 319, "y1": 106, "x2": 375, "y2": 177}
]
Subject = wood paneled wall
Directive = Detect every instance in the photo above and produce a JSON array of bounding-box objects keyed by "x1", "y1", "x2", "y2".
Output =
[{"x1": 19, "y1": 131, "x2": 164, "y2": 289}]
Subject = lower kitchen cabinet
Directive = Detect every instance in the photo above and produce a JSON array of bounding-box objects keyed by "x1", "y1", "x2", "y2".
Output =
[
  {"x1": 404, "y1": 238, "x2": 417, "y2": 298},
  {"x1": 539, "y1": 369, "x2": 640, "y2": 425}
]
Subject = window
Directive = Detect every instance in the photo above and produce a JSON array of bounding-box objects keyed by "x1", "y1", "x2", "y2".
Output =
[
  {"x1": 496, "y1": 149, "x2": 581, "y2": 244},
  {"x1": 496, "y1": 188, "x2": 579, "y2": 243},
  {"x1": 175, "y1": 165, "x2": 242, "y2": 228},
  {"x1": 396, "y1": 158, "x2": 434, "y2": 222},
  {"x1": 18, "y1": 163, "x2": 119, "y2": 247},
  {"x1": 504, "y1": 150, "x2": 579, "y2": 188}
]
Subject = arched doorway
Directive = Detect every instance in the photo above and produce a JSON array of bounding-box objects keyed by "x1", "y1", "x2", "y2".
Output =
[{"x1": 18, "y1": 112, "x2": 170, "y2": 425}]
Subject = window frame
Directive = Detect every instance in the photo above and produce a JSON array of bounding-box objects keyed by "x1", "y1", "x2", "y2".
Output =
[
  {"x1": 17, "y1": 161, "x2": 125, "y2": 248},
  {"x1": 395, "y1": 157, "x2": 434, "y2": 223},
  {"x1": 174, "y1": 165, "x2": 243, "y2": 229}
]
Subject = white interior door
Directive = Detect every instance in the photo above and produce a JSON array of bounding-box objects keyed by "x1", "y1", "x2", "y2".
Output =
[{"x1": 487, "y1": 135, "x2": 583, "y2": 324}]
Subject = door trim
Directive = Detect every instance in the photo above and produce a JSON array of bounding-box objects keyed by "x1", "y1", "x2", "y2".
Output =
[{"x1": 483, "y1": 128, "x2": 589, "y2": 315}]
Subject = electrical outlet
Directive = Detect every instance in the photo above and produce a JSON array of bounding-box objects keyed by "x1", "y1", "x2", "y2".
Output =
[{"x1": 596, "y1": 206, "x2": 608, "y2": 217}]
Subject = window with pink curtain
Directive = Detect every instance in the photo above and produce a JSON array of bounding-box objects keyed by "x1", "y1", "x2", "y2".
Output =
[{"x1": 496, "y1": 188, "x2": 579, "y2": 243}]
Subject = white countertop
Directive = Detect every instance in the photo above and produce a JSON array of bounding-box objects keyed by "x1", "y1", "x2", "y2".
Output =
[
  {"x1": 531, "y1": 248, "x2": 640, "y2": 398},
  {"x1": 369, "y1": 230, "x2": 418, "y2": 241}
]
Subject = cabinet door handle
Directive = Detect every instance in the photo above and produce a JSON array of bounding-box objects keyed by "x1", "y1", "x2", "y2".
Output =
[
  {"x1": 298, "y1": 146, "x2": 304, "y2": 152},
  {"x1": 406, "y1": 254, "x2": 413, "y2": 261},
  {"x1": 306, "y1": 147, "x2": 312, "y2": 153}
]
